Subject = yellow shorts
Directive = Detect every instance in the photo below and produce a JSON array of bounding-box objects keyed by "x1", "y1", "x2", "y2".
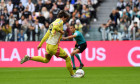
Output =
[{"x1": 46, "y1": 44, "x2": 67, "y2": 58}]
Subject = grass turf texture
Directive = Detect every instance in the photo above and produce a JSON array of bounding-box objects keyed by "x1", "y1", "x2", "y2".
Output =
[{"x1": 0, "y1": 67, "x2": 140, "y2": 84}]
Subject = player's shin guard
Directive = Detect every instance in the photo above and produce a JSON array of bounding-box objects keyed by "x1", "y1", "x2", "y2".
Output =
[
  {"x1": 65, "y1": 56, "x2": 74, "y2": 76},
  {"x1": 30, "y1": 56, "x2": 49, "y2": 63}
]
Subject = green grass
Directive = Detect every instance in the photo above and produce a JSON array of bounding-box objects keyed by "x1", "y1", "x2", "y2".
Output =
[{"x1": 0, "y1": 67, "x2": 140, "y2": 84}]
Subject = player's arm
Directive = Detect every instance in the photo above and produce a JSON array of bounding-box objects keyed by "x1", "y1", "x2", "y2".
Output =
[
  {"x1": 62, "y1": 35, "x2": 76, "y2": 40},
  {"x1": 38, "y1": 30, "x2": 50, "y2": 49},
  {"x1": 58, "y1": 30, "x2": 64, "y2": 34},
  {"x1": 62, "y1": 31, "x2": 79, "y2": 40},
  {"x1": 66, "y1": 35, "x2": 76, "y2": 39}
]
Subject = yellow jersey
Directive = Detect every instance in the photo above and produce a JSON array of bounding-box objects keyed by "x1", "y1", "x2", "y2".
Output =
[{"x1": 46, "y1": 18, "x2": 63, "y2": 45}]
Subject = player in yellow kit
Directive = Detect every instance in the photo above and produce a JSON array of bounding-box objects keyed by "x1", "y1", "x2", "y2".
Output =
[{"x1": 20, "y1": 10, "x2": 81, "y2": 78}]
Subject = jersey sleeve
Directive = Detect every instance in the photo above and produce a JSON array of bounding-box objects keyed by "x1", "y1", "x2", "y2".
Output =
[
  {"x1": 74, "y1": 31, "x2": 80, "y2": 37},
  {"x1": 53, "y1": 22, "x2": 61, "y2": 31},
  {"x1": 38, "y1": 29, "x2": 50, "y2": 47}
]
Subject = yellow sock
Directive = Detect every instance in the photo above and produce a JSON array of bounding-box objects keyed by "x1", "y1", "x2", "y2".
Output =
[
  {"x1": 31, "y1": 56, "x2": 49, "y2": 63},
  {"x1": 65, "y1": 56, "x2": 74, "y2": 76}
]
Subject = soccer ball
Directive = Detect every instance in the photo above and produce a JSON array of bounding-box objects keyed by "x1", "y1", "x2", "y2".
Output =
[{"x1": 75, "y1": 69, "x2": 85, "y2": 77}]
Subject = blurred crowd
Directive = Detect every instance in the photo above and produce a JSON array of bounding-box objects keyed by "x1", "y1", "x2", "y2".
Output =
[
  {"x1": 99, "y1": 0, "x2": 140, "y2": 41},
  {"x1": 0, "y1": 0, "x2": 102, "y2": 41}
]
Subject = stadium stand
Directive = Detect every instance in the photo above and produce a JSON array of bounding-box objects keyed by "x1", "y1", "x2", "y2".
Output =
[
  {"x1": 0, "y1": 0, "x2": 102, "y2": 41},
  {"x1": 98, "y1": 0, "x2": 140, "y2": 41}
]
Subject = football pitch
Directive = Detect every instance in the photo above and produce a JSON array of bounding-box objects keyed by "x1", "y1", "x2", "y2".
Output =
[{"x1": 0, "y1": 67, "x2": 140, "y2": 84}]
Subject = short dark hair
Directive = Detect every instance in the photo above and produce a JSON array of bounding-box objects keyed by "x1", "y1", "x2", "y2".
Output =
[
  {"x1": 134, "y1": 22, "x2": 137, "y2": 24},
  {"x1": 70, "y1": 24, "x2": 75, "y2": 28},
  {"x1": 57, "y1": 10, "x2": 70, "y2": 19}
]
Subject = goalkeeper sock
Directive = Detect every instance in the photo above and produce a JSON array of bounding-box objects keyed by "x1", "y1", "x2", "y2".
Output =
[
  {"x1": 65, "y1": 56, "x2": 74, "y2": 76},
  {"x1": 75, "y1": 54, "x2": 83, "y2": 65},
  {"x1": 30, "y1": 56, "x2": 49, "y2": 63},
  {"x1": 71, "y1": 56, "x2": 76, "y2": 68}
]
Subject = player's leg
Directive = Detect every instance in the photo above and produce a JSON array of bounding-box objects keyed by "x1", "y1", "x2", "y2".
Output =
[
  {"x1": 71, "y1": 49, "x2": 84, "y2": 69},
  {"x1": 20, "y1": 53, "x2": 52, "y2": 64},
  {"x1": 75, "y1": 54, "x2": 84, "y2": 67},
  {"x1": 71, "y1": 48, "x2": 80, "y2": 70},
  {"x1": 30, "y1": 44, "x2": 53, "y2": 63},
  {"x1": 71, "y1": 46, "x2": 78, "y2": 70},
  {"x1": 65, "y1": 56, "x2": 75, "y2": 76},
  {"x1": 57, "y1": 47, "x2": 74, "y2": 76},
  {"x1": 73, "y1": 43, "x2": 87, "y2": 69},
  {"x1": 71, "y1": 55, "x2": 76, "y2": 70},
  {"x1": 21, "y1": 44, "x2": 52, "y2": 64},
  {"x1": 30, "y1": 53, "x2": 52, "y2": 63}
]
